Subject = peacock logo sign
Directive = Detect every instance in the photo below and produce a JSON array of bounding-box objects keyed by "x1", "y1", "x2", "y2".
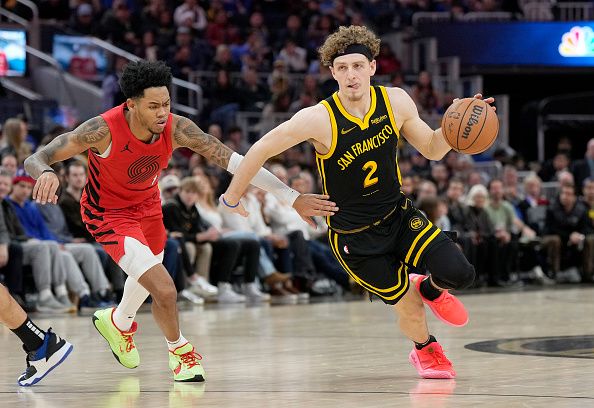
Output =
[{"x1": 558, "y1": 26, "x2": 594, "y2": 57}]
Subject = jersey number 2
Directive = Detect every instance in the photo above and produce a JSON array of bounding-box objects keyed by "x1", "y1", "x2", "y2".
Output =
[{"x1": 362, "y1": 161, "x2": 378, "y2": 188}]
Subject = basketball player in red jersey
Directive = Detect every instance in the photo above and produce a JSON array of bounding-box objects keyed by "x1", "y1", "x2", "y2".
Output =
[{"x1": 24, "y1": 60, "x2": 337, "y2": 382}]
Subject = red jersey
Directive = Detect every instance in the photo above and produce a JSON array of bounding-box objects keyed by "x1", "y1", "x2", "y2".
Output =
[{"x1": 81, "y1": 103, "x2": 173, "y2": 210}]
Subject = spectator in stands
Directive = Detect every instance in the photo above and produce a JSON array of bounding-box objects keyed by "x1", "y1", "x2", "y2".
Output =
[
  {"x1": 388, "y1": 71, "x2": 412, "y2": 94},
  {"x1": 1, "y1": 153, "x2": 18, "y2": 177},
  {"x1": 572, "y1": 138, "x2": 594, "y2": 189},
  {"x1": 193, "y1": 176, "x2": 272, "y2": 301},
  {"x1": 206, "y1": 9, "x2": 231, "y2": 48},
  {"x1": 162, "y1": 177, "x2": 261, "y2": 303},
  {"x1": 412, "y1": 71, "x2": 439, "y2": 114},
  {"x1": 276, "y1": 14, "x2": 308, "y2": 51},
  {"x1": 401, "y1": 175, "x2": 415, "y2": 197},
  {"x1": 37, "y1": 201, "x2": 112, "y2": 305},
  {"x1": 159, "y1": 174, "x2": 181, "y2": 203},
  {"x1": 289, "y1": 92, "x2": 316, "y2": 113},
  {"x1": 416, "y1": 179, "x2": 438, "y2": 204},
  {"x1": 486, "y1": 179, "x2": 536, "y2": 284},
  {"x1": 225, "y1": 126, "x2": 251, "y2": 156},
  {"x1": 210, "y1": 44, "x2": 241, "y2": 72},
  {"x1": 544, "y1": 183, "x2": 594, "y2": 282},
  {"x1": 430, "y1": 163, "x2": 449, "y2": 196},
  {"x1": 101, "y1": 56, "x2": 128, "y2": 110},
  {"x1": 237, "y1": 68, "x2": 269, "y2": 112},
  {"x1": 278, "y1": 39, "x2": 308, "y2": 73},
  {"x1": 375, "y1": 43, "x2": 402, "y2": 75},
  {"x1": 136, "y1": 30, "x2": 159, "y2": 62},
  {"x1": 502, "y1": 165, "x2": 522, "y2": 206},
  {"x1": 8, "y1": 171, "x2": 109, "y2": 308},
  {"x1": 465, "y1": 184, "x2": 497, "y2": 286},
  {"x1": 0, "y1": 170, "x2": 70, "y2": 312},
  {"x1": 59, "y1": 161, "x2": 125, "y2": 301},
  {"x1": 516, "y1": 173, "x2": 548, "y2": 233},
  {"x1": 206, "y1": 70, "x2": 241, "y2": 132},
  {"x1": 173, "y1": 0, "x2": 207, "y2": 33},
  {"x1": 538, "y1": 151, "x2": 570, "y2": 182},
  {"x1": 140, "y1": 0, "x2": 166, "y2": 32},
  {"x1": 68, "y1": 3, "x2": 97, "y2": 36},
  {"x1": 98, "y1": 0, "x2": 141, "y2": 52},
  {"x1": 0, "y1": 118, "x2": 32, "y2": 166}
]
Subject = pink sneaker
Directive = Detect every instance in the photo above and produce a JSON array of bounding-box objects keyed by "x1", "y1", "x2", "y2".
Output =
[
  {"x1": 409, "y1": 341, "x2": 456, "y2": 379},
  {"x1": 409, "y1": 273, "x2": 469, "y2": 327}
]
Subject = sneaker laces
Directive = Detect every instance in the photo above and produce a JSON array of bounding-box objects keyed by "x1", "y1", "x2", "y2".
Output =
[
  {"x1": 424, "y1": 345, "x2": 451, "y2": 368},
  {"x1": 180, "y1": 349, "x2": 202, "y2": 369},
  {"x1": 120, "y1": 325, "x2": 137, "y2": 353}
]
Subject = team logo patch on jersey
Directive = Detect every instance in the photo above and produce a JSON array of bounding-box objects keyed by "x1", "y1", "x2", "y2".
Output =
[
  {"x1": 343, "y1": 245, "x2": 350, "y2": 254},
  {"x1": 127, "y1": 155, "x2": 160, "y2": 184},
  {"x1": 409, "y1": 217, "x2": 425, "y2": 231}
]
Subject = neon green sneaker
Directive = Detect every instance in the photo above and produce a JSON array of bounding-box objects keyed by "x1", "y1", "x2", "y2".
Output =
[
  {"x1": 169, "y1": 343, "x2": 206, "y2": 382},
  {"x1": 92, "y1": 308, "x2": 140, "y2": 369}
]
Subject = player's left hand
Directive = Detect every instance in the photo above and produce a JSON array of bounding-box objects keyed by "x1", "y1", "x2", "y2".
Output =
[
  {"x1": 293, "y1": 194, "x2": 338, "y2": 228},
  {"x1": 454, "y1": 94, "x2": 496, "y2": 111}
]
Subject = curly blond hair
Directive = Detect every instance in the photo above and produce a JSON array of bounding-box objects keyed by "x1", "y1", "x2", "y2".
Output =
[{"x1": 318, "y1": 25, "x2": 381, "y2": 66}]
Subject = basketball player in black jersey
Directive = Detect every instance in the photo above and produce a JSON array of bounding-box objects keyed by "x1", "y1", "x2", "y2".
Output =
[{"x1": 222, "y1": 25, "x2": 495, "y2": 379}]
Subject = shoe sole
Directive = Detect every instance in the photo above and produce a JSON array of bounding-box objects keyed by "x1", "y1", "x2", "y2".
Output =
[
  {"x1": 410, "y1": 274, "x2": 469, "y2": 328},
  {"x1": 92, "y1": 314, "x2": 138, "y2": 369},
  {"x1": 174, "y1": 374, "x2": 206, "y2": 382},
  {"x1": 408, "y1": 351, "x2": 456, "y2": 379},
  {"x1": 18, "y1": 342, "x2": 74, "y2": 386}
]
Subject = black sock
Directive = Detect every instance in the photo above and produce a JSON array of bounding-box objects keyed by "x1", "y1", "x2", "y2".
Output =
[
  {"x1": 414, "y1": 335, "x2": 437, "y2": 350},
  {"x1": 11, "y1": 318, "x2": 45, "y2": 352},
  {"x1": 420, "y1": 276, "x2": 442, "y2": 301}
]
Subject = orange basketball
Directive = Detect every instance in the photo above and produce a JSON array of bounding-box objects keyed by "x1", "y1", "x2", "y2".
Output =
[{"x1": 441, "y1": 98, "x2": 499, "y2": 155}]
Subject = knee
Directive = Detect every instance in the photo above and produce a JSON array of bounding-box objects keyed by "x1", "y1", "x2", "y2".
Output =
[
  {"x1": 456, "y1": 263, "x2": 476, "y2": 290},
  {"x1": 152, "y1": 282, "x2": 178, "y2": 306}
]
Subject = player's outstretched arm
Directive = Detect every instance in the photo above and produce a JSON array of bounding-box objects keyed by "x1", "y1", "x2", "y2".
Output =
[
  {"x1": 217, "y1": 107, "x2": 339, "y2": 224},
  {"x1": 172, "y1": 112, "x2": 337, "y2": 225},
  {"x1": 24, "y1": 116, "x2": 110, "y2": 205}
]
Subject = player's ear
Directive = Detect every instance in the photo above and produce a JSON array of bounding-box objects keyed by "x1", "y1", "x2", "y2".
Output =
[
  {"x1": 329, "y1": 65, "x2": 337, "y2": 80},
  {"x1": 126, "y1": 98, "x2": 135, "y2": 111},
  {"x1": 369, "y1": 59, "x2": 377, "y2": 75}
]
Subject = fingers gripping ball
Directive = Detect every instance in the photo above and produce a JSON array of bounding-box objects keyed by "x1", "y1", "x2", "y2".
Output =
[{"x1": 441, "y1": 98, "x2": 499, "y2": 155}]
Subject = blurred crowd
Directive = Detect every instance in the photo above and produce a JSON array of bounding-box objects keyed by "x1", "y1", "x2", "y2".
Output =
[{"x1": 1, "y1": 112, "x2": 594, "y2": 316}]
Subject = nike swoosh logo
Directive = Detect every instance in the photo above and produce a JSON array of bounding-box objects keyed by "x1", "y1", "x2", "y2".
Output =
[
  {"x1": 401, "y1": 199, "x2": 409, "y2": 210},
  {"x1": 341, "y1": 126, "x2": 357, "y2": 135}
]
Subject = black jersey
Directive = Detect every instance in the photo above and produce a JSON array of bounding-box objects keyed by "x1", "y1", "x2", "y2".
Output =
[{"x1": 315, "y1": 86, "x2": 403, "y2": 233}]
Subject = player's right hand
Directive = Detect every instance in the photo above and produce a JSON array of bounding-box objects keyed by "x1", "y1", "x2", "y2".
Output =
[{"x1": 32, "y1": 171, "x2": 60, "y2": 205}]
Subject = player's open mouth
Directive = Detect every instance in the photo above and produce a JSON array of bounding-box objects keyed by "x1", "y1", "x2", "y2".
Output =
[
  {"x1": 347, "y1": 84, "x2": 358, "y2": 89},
  {"x1": 156, "y1": 120, "x2": 166, "y2": 126}
]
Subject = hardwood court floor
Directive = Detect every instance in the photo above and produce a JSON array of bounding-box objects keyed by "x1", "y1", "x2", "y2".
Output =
[{"x1": 2, "y1": 287, "x2": 594, "y2": 408}]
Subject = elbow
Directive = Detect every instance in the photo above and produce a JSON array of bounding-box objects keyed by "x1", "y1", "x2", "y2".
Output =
[{"x1": 23, "y1": 156, "x2": 33, "y2": 175}]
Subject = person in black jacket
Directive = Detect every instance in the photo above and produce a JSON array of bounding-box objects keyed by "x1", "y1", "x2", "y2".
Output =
[
  {"x1": 162, "y1": 177, "x2": 264, "y2": 303},
  {"x1": 544, "y1": 183, "x2": 594, "y2": 281}
]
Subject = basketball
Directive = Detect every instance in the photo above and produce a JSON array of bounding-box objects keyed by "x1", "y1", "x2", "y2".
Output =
[{"x1": 441, "y1": 98, "x2": 499, "y2": 155}]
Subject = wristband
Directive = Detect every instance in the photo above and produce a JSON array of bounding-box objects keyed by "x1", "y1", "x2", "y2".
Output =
[
  {"x1": 221, "y1": 195, "x2": 240, "y2": 208},
  {"x1": 42, "y1": 169, "x2": 56, "y2": 176}
]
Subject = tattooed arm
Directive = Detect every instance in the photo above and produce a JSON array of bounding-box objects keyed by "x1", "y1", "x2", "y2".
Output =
[
  {"x1": 171, "y1": 115, "x2": 232, "y2": 168},
  {"x1": 24, "y1": 116, "x2": 110, "y2": 204}
]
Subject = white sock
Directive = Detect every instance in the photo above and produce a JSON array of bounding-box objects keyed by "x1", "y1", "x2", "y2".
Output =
[
  {"x1": 54, "y1": 284, "x2": 68, "y2": 297},
  {"x1": 39, "y1": 288, "x2": 53, "y2": 301},
  {"x1": 167, "y1": 332, "x2": 188, "y2": 352},
  {"x1": 113, "y1": 277, "x2": 150, "y2": 331}
]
